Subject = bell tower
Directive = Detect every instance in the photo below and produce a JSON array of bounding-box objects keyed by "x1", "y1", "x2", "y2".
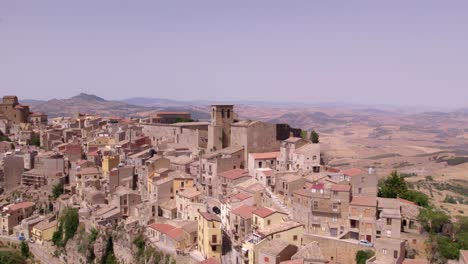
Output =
[{"x1": 208, "y1": 105, "x2": 234, "y2": 151}]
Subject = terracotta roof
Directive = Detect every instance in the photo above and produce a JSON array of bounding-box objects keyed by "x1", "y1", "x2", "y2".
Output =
[
  {"x1": 227, "y1": 192, "x2": 252, "y2": 202},
  {"x1": 199, "y1": 258, "x2": 220, "y2": 264},
  {"x1": 311, "y1": 183, "x2": 324, "y2": 190},
  {"x1": 178, "y1": 188, "x2": 201, "y2": 199},
  {"x1": 343, "y1": 168, "x2": 362, "y2": 177},
  {"x1": 218, "y1": 169, "x2": 250, "y2": 180},
  {"x1": 231, "y1": 205, "x2": 256, "y2": 219},
  {"x1": 331, "y1": 184, "x2": 351, "y2": 192},
  {"x1": 262, "y1": 169, "x2": 273, "y2": 177},
  {"x1": 200, "y1": 212, "x2": 221, "y2": 222},
  {"x1": 251, "y1": 152, "x2": 280, "y2": 160},
  {"x1": 148, "y1": 223, "x2": 176, "y2": 234},
  {"x1": 7, "y1": 201, "x2": 35, "y2": 211},
  {"x1": 327, "y1": 167, "x2": 341, "y2": 173},
  {"x1": 166, "y1": 227, "x2": 184, "y2": 241},
  {"x1": 351, "y1": 196, "x2": 377, "y2": 207},
  {"x1": 253, "y1": 207, "x2": 276, "y2": 218}
]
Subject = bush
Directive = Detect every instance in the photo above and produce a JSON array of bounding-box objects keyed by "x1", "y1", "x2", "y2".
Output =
[
  {"x1": 310, "y1": 130, "x2": 319, "y2": 143},
  {"x1": 401, "y1": 190, "x2": 429, "y2": 207},
  {"x1": 425, "y1": 175, "x2": 434, "y2": 181},
  {"x1": 356, "y1": 250, "x2": 375, "y2": 264},
  {"x1": 0, "y1": 251, "x2": 26, "y2": 264},
  {"x1": 20, "y1": 241, "x2": 30, "y2": 258},
  {"x1": 378, "y1": 171, "x2": 408, "y2": 199},
  {"x1": 52, "y1": 207, "x2": 79, "y2": 247},
  {"x1": 52, "y1": 183, "x2": 64, "y2": 200}
]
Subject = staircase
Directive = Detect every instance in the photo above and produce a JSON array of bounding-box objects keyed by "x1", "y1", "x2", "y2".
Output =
[{"x1": 265, "y1": 187, "x2": 293, "y2": 218}]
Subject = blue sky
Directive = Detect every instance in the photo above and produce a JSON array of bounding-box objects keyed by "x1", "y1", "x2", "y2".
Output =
[{"x1": 1, "y1": 1, "x2": 467, "y2": 107}]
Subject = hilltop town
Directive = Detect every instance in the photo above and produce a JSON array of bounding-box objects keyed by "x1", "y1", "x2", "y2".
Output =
[{"x1": 0, "y1": 95, "x2": 467, "y2": 264}]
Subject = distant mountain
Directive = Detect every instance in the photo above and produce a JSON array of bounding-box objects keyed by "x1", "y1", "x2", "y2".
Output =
[
  {"x1": 21, "y1": 99, "x2": 46, "y2": 106},
  {"x1": 122, "y1": 97, "x2": 186, "y2": 107},
  {"x1": 30, "y1": 93, "x2": 154, "y2": 118}
]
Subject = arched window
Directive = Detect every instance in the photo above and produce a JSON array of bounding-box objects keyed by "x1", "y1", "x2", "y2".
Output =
[{"x1": 227, "y1": 109, "x2": 231, "y2": 119}]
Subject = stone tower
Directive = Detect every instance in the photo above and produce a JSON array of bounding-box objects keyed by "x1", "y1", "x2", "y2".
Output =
[{"x1": 207, "y1": 105, "x2": 234, "y2": 151}]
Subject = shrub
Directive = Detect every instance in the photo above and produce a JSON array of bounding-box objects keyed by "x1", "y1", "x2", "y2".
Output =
[{"x1": 356, "y1": 250, "x2": 375, "y2": 264}]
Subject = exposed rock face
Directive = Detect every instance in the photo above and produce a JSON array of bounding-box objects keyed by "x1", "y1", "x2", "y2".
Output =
[{"x1": 93, "y1": 234, "x2": 107, "y2": 264}]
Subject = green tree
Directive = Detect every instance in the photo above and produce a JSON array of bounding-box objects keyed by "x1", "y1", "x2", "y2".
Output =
[
  {"x1": 401, "y1": 190, "x2": 429, "y2": 207},
  {"x1": 310, "y1": 130, "x2": 319, "y2": 143},
  {"x1": 31, "y1": 137, "x2": 40, "y2": 147},
  {"x1": 0, "y1": 135, "x2": 11, "y2": 142},
  {"x1": 417, "y1": 207, "x2": 450, "y2": 233},
  {"x1": 378, "y1": 171, "x2": 408, "y2": 198},
  {"x1": 436, "y1": 235, "x2": 460, "y2": 259},
  {"x1": 52, "y1": 223, "x2": 64, "y2": 246},
  {"x1": 356, "y1": 250, "x2": 375, "y2": 264},
  {"x1": 103, "y1": 236, "x2": 118, "y2": 264},
  {"x1": 52, "y1": 183, "x2": 64, "y2": 199},
  {"x1": 63, "y1": 208, "x2": 79, "y2": 245},
  {"x1": 300, "y1": 130, "x2": 308, "y2": 139},
  {"x1": 20, "y1": 241, "x2": 30, "y2": 258}
]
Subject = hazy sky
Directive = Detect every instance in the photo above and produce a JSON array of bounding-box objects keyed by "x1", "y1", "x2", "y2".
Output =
[{"x1": 1, "y1": 1, "x2": 467, "y2": 107}]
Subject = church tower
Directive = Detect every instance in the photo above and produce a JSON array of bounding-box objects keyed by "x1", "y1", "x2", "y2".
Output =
[{"x1": 207, "y1": 105, "x2": 234, "y2": 151}]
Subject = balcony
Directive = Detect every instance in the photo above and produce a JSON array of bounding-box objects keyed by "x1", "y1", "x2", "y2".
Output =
[{"x1": 210, "y1": 240, "x2": 221, "y2": 245}]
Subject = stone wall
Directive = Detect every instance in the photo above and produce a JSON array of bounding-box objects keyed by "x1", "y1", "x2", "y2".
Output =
[{"x1": 303, "y1": 233, "x2": 371, "y2": 264}]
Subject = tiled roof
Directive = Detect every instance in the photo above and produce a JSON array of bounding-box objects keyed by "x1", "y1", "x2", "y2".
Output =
[
  {"x1": 34, "y1": 220, "x2": 58, "y2": 231},
  {"x1": 178, "y1": 188, "x2": 201, "y2": 199},
  {"x1": 253, "y1": 207, "x2": 275, "y2": 218},
  {"x1": 200, "y1": 212, "x2": 221, "y2": 222},
  {"x1": 166, "y1": 227, "x2": 184, "y2": 241},
  {"x1": 218, "y1": 169, "x2": 250, "y2": 180},
  {"x1": 148, "y1": 223, "x2": 176, "y2": 234},
  {"x1": 331, "y1": 184, "x2": 351, "y2": 192},
  {"x1": 251, "y1": 152, "x2": 280, "y2": 160},
  {"x1": 311, "y1": 183, "x2": 324, "y2": 190},
  {"x1": 350, "y1": 196, "x2": 377, "y2": 207},
  {"x1": 292, "y1": 241, "x2": 324, "y2": 262},
  {"x1": 398, "y1": 198, "x2": 417, "y2": 206},
  {"x1": 343, "y1": 168, "x2": 362, "y2": 177},
  {"x1": 226, "y1": 192, "x2": 252, "y2": 203},
  {"x1": 7, "y1": 201, "x2": 35, "y2": 211},
  {"x1": 231, "y1": 205, "x2": 256, "y2": 219}
]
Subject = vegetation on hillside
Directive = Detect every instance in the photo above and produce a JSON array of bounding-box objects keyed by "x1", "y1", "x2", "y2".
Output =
[
  {"x1": 0, "y1": 251, "x2": 26, "y2": 264},
  {"x1": 52, "y1": 183, "x2": 64, "y2": 200},
  {"x1": 378, "y1": 171, "x2": 429, "y2": 207},
  {"x1": 53, "y1": 207, "x2": 79, "y2": 247}
]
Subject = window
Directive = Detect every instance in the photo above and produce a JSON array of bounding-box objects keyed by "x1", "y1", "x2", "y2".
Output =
[
  {"x1": 387, "y1": 218, "x2": 392, "y2": 225},
  {"x1": 313, "y1": 201, "x2": 319, "y2": 210},
  {"x1": 255, "y1": 217, "x2": 258, "y2": 224},
  {"x1": 293, "y1": 235, "x2": 298, "y2": 241},
  {"x1": 181, "y1": 182, "x2": 184, "y2": 188},
  {"x1": 333, "y1": 191, "x2": 338, "y2": 196},
  {"x1": 259, "y1": 161, "x2": 263, "y2": 168},
  {"x1": 313, "y1": 155, "x2": 317, "y2": 160},
  {"x1": 382, "y1": 248, "x2": 387, "y2": 255},
  {"x1": 393, "y1": 250, "x2": 398, "y2": 259},
  {"x1": 212, "y1": 235, "x2": 217, "y2": 243},
  {"x1": 332, "y1": 216, "x2": 337, "y2": 222},
  {"x1": 361, "y1": 177, "x2": 364, "y2": 183},
  {"x1": 275, "y1": 234, "x2": 280, "y2": 239},
  {"x1": 227, "y1": 109, "x2": 231, "y2": 119},
  {"x1": 221, "y1": 109, "x2": 225, "y2": 118},
  {"x1": 409, "y1": 220, "x2": 415, "y2": 229},
  {"x1": 267, "y1": 219, "x2": 271, "y2": 225},
  {"x1": 211, "y1": 245, "x2": 217, "y2": 251}
]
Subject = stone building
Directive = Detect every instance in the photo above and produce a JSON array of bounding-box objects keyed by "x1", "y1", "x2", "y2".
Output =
[
  {"x1": 0, "y1": 96, "x2": 31, "y2": 124},
  {"x1": 0, "y1": 201, "x2": 35, "y2": 235},
  {"x1": 207, "y1": 105, "x2": 234, "y2": 152}
]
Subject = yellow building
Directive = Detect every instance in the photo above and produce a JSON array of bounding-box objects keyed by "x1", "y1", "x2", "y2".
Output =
[
  {"x1": 31, "y1": 220, "x2": 58, "y2": 245},
  {"x1": 173, "y1": 177, "x2": 195, "y2": 197},
  {"x1": 102, "y1": 155, "x2": 120, "y2": 176},
  {"x1": 242, "y1": 207, "x2": 304, "y2": 264},
  {"x1": 198, "y1": 211, "x2": 222, "y2": 260}
]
